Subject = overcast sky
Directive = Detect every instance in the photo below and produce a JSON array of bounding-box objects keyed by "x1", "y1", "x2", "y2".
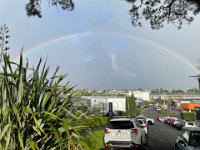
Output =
[{"x1": 1, "y1": 0, "x2": 200, "y2": 90}]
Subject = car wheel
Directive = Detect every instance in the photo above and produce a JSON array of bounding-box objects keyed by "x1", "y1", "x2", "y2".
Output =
[
  {"x1": 144, "y1": 134, "x2": 148, "y2": 145},
  {"x1": 148, "y1": 121, "x2": 152, "y2": 125},
  {"x1": 140, "y1": 138, "x2": 144, "y2": 150},
  {"x1": 174, "y1": 143, "x2": 178, "y2": 150}
]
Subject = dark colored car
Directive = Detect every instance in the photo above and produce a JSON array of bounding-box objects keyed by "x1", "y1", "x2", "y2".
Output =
[
  {"x1": 175, "y1": 127, "x2": 200, "y2": 150},
  {"x1": 175, "y1": 120, "x2": 186, "y2": 130}
]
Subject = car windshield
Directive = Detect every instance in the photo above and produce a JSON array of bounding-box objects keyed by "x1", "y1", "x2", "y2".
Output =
[
  {"x1": 190, "y1": 131, "x2": 200, "y2": 146},
  {"x1": 177, "y1": 120, "x2": 185, "y2": 124},
  {"x1": 138, "y1": 120, "x2": 144, "y2": 124},
  {"x1": 108, "y1": 121, "x2": 134, "y2": 129}
]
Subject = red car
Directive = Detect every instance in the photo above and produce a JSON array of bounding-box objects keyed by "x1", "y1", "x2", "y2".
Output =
[{"x1": 168, "y1": 118, "x2": 176, "y2": 125}]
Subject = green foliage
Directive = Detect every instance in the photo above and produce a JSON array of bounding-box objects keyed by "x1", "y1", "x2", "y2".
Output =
[
  {"x1": 181, "y1": 112, "x2": 196, "y2": 121},
  {"x1": 187, "y1": 88, "x2": 200, "y2": 94},
  {"x1": 83, "y1": 117, "x2": 110, "y2": 129},
  {"x1": 151, "y1": 88, "x2": 169, "y2": 93},
  {"x1": 0, "y1": 24, "x2": 10, "y2": 62},
  {"x1": 116, "y1": 111, "x2": 127, "y2": 116},
  {"x1": 0, "y1": 53, "x2": 93, "y2": 149},
  {"x1": 126, "y1": 95, "x2": 137, "y2": 116},
  {"x1": 172, "y1": 89, "x2": 185, "y2": 93},
  {"x1": 84, "y1": 130, "x2": 104, "y2": 150},
  {"x1": 160, "y1": 100, "x2": 173, "y2": 105}
]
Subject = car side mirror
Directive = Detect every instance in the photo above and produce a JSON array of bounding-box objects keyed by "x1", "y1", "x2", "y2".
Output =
[{"x1": 178, "y1": 140, "x2": 186, "y2": 146}]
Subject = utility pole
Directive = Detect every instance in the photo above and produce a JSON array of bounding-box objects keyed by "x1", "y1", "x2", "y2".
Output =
[{"x1": 189, "y1": 75, "x2": 200, "y2": 90}]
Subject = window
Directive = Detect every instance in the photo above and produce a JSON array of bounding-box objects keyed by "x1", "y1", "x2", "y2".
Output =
[
  {"x1": 108, "y1": 121, "x2": 134, "y2": 129},
  {"x1": 135, "y1": 119, "x2": 141, "y2": 127},
  {"x1": 190, "y1": 131, "x2": 200, "y2": 146},
  {"x1": 188, "y1": 122, "x2": 194, "y2": 126},
  {"x1": 181, "y1": 130, "x2": 190, "y2": 143},
  {"x1": 138, "y1": 120, "x2": 143, "y2": 124}
]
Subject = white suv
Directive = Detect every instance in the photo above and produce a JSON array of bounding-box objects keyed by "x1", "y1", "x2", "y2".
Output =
[{"x1": 104, "y1": 117, "x2": 147, "y2": 150}]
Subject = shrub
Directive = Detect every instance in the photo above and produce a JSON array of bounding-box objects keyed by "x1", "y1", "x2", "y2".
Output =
[
  {"x1": 181, "y1": 112, "x2": 196, "y2": 121},
  {"x1": 0, "y1": 53, "x2": 92, "y2": 150}
]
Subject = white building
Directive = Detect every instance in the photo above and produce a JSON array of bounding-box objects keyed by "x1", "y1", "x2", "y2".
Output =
[
  {"x1": 81, "y1": 96, "x2": 126, "y2": 112},
  {"x1": 128, "y1": 90, "x2": 150, "y2": 101}
]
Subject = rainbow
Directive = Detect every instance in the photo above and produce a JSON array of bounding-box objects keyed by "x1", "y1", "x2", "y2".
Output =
[{"x1": 13, "y1": 32, "x2": 199, "y2": 73}]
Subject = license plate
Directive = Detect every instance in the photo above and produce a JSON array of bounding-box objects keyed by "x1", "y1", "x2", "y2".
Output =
[{"x1": 116, "y1": 133, "x2": 124, "y2": 136}]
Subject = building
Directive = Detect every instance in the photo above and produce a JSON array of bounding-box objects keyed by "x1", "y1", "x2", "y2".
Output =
[
  {"x1": 174, "y1": 99, "x2": 192, "y2": 107},
  {"x1": 81, "y1": 96, "x2": 126, "y2": 113},
  {"x1": 181, "y1": 100, "x2": 200, "y2": 112},
  {"x1": 150, "y1": 93, "x2": 200, "y2": 101},
  {"x1": 128, "y1": 90, "x2": 150, "y2": 101}
]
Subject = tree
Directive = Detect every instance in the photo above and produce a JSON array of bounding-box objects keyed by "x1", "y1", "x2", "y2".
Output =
[
  {"x1": 151, "y1": 88, "x2": 169, "y2": 93},
  {"x1": 20, "y1": 0, "x2": 200, "y2": 29},
  {"x1": 126, "y1": 94, "x2": 137, "y2": 116},
  {"x1": 126, "y1": 0, "x2": 200, "y2": 29},
  {"x1": 26, "y1": 0, "x2": 74, "y2": 17},
  {"x1": 171, "y1": 89, "x2": 185, "y2": 93},
  {"x1": 187, "y1": 88, "x2": 200, "y2": 93}
]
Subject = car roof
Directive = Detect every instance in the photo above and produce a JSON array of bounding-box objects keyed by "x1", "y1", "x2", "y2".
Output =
[
  {"x1": 137, "y1": 115, "x2": 146, "y2": 117},
  {"x1": 136, "y1": 118, "x2": 145, "y2": 120},
  {"x1": 164, "y1": 116, "x2": 177, "y2": 119},
  {"x1": 182, "y1": 127, "x2": 200, "y2": 131},
  {"x1": 110, "y1": 118, "x2": 134, "y2": 122}
]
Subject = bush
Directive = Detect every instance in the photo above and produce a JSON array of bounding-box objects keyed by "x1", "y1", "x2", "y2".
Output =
[
  {"x1": 181, "y1": 112, "x2": 196, "y2": 121},
  {"x1": 83, "y1": 117, "x2": 110, "y2": 129},
  {"x1": 0, "y1": 53, "x2": 92, "y2": 150}
]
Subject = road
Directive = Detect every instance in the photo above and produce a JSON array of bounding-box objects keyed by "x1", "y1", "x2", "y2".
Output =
[
  {"x1": 144, "y1": 109, "x2": 180, "y2": 150},
  {"x1": 103, "y1": 108, "x2": 181, "y2": 150}
]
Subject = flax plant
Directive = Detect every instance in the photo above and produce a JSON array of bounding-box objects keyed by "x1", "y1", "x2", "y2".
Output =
[{"x1": 0, "y1": 53, "x2": 91, "y2": 150}]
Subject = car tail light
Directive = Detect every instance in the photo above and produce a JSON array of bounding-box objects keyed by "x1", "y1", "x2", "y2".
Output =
[
  {"x1": 142, "y1": 124, "x2": 147, "y2": 128},
  {"x1": 131, "y1": 128, "x2": 138, "y2": 134},
  {"x1": 104, "y1": 143, "x2": 109, "y2": 148},
  {"x1": 133, "y1": 143, "x2": 140, "y2": 148},
  {"x1": 104, "y1": 128, "x2": 110, "y2": 134}
]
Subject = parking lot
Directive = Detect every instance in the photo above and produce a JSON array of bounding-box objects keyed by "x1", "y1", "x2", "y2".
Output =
[{"x1": 144, "y1": 110, "x2": 180, "y2": 150}]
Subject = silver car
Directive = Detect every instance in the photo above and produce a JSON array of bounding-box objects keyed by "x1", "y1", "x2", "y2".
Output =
[{"x1": 175, "y1": 127, "x2": 200, "y2": 150}]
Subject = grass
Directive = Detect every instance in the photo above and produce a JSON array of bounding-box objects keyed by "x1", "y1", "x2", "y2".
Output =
[{"x1": 90, "y1": 130, "x2": 105, "y2": 150}]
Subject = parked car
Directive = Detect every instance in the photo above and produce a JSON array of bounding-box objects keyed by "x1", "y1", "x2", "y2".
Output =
[
  {"x1": 104, "y1": 117, "x2": 147, "y2": 150},
  {"x1": 136, "y1": 115, "x2": 155, "y2": 125},
  {"x1": 175, "y1": 121, "x2": 199, "y2": 130},
  {"x1": 185, "y1": 121, "x2": 200, "y2": 128},
  {"x1": 175, "y1": 127, "x2": 200, "y2": 150},
  {"x1": 168, "y1": 118, "x2": 176, "y2": 126},
  {"x1": 158, "y1": 116, "x2": 165, "y2": 122},
  {"x1": 136, "y1": 118, "x2": 148, "y2": 135},
  {"x1": 163, "y1": 117, "x2": 174, "y2": 124},
  {"x1": 173, "y1": 119, "x2": 184, "y2": 127},
  {"x1": 175, "y1": 120, "x2": 186, "y2": 130}
]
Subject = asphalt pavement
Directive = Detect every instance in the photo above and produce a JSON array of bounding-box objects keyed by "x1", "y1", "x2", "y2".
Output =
[{"x1": 144, "y1": 109, "x2": 180, "y2": 150}]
